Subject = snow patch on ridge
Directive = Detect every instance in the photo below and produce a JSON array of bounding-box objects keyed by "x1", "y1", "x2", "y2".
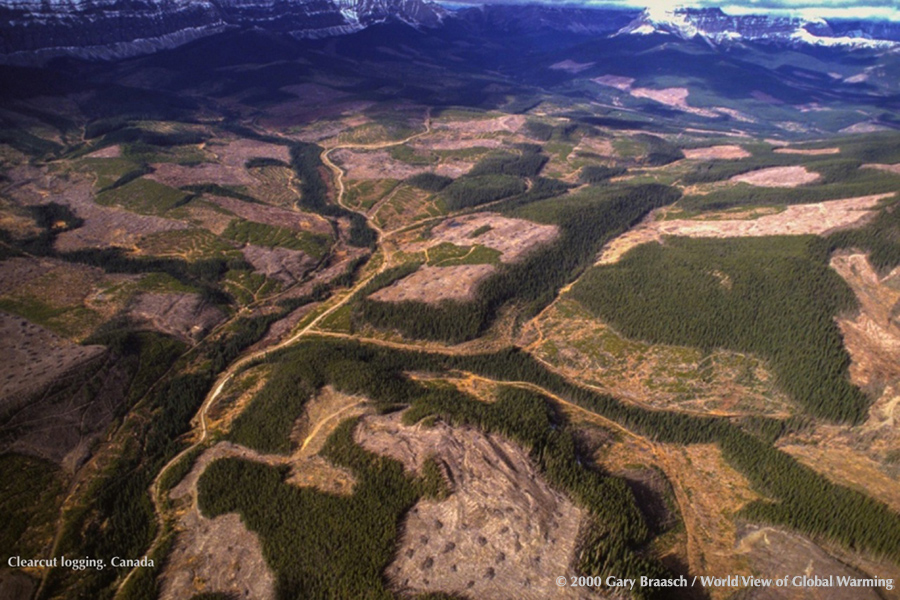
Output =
[
  {"x1": 617, "y1": 7, "x2": 897, "y2": 50},
  {"x1": 791, "y1": 26, "x2": 895, "y2": 49}
]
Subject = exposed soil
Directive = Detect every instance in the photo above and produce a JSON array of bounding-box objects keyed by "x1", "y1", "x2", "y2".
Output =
[
  {"x1": 817, "y1": 540, "x2": 900, "y2": 600},
  {"x1": 775, "y1": 121, "x2": 811, "y2": 134},
  {"x1": 182, "y1": 201, "x2": 234, "y2": 235},
  {"x1": 209, "y1": 386, "x2": 363, "y2": 496},
  {"x1": 160, "y1": 512, "x2": 276, "y2": 600},
  {"x1": 654, "y1": 444, "x2": 759, "y2": 598},
  {"x1": 523, "y1": 299, "x2": 790, "y2": 417},
  {"x1": 735, "y1": 526, "x2": 887, "y2": 600},
  {"x1": 83, "y1": 145, "x2": 121, "y2": 159},
  {"x1": 771, "y1": 254, "x2": 900, "y2": 500},
  {"x1": 292, "y1": 386, "x2": 367, "y2": 461},
  {"x1": 0, "y1": 256, "x2": 95, "y2": 299},
  {"x1": 0, "y1": 312, "x2": 105, "y2": 408},
  {"x1": 333, "y1": 147, "x2": 466, "y2": 180},
  {"x1": 241, "y1": 244, "x2": 318, "y2": 285},
  {"x1": 0, "y1": 256, "x2": 132, "y2": 339},
  {"x1": 411, "y1": 131, "x2": 504, "y2": 151},
  {"x1": 281, "y1": 386, "x2": 364, "y2": 495},
  {"x1": 714, "y1": 107, "x2": 756, "y2": 123},
  {"x1": 683, "y1": 146, "x2": 751, "y2": 160},
  {"x1": 592, "y1": 77, "x2": 745, "y2": 121},
  {"x1": 862, "y1": 163, "x2": 900, "y2": 175},
  {"x1": 572, "y1": 136, "x2": 615, "y2": 158},
  {"x1": 630, "y1": 87, "x2": 720, "y2": 118},
  {"x1": 246, "y1": 164, "x2": 301, "y2": 208},
  {"x1": 780, "y1": 441, "x2": 900, "y2": 514},
  {"x1": 841, "y1": 122, "x2": 891, "y2": 134},
  {"x1": 288, "y1": 119, "x2": 357, "y2": 144},
  {"x1": 161, "y1": 387, "x2": 370, "y2": 599},
  {"x1": 127, "y1": 292, "x2": 224, "y2": 343},
  {"x1": 591, "y1": 75, "x2": 635, "y2": 91},
  {"x1": 205, "y1": 366, "x2": 271, "y2": 433},
  {"x1": 0, "y1": 256, "x2": 146, "y2": 469},
  {"x1": 560, "y1": 408, "x2": 700, "y2": 584},
  {"x1": 332, "y1": 148, "x2": 429, "y2": 180},
  {"x1": 549, "y1": 60, "x2": 595, "y2": 73},
  {"x1": 686, "y1": 128, "x2": 751, "y2": 138},
  {"x1": 275, "y1": 245, "x2": 369, "y2": 304},
  {"x1": 731, "y1": 166, "x2": 820, "y2": 187},
  {"x1": 369, "y1": 264, "x2": 496, "y2": 304},
  {"x1": 436, "y1": 114, "x2": 526, "y2": 134},
  {"x1": 775, "y1": 419, "x2": 900, "y2": 566},
  {"x1": 146, "y1": 161, "x2": 255, "y2": 188},
  {"x1": 598, "y1": 194, "x2": 888, "y2": 265},
  {"x1": 762, "y1": 253, "x2": 900, "y2": 557},
  {"x1": 669, "y1": 206, "x2": 785, "y2": 220},
  {"x1": 355, "y1": 411, "x2": 593, "y2": 600},
  {"x1": 2, "y1": 170, "x2": 190, "y2": 252},
  {"x1": 0, "y1": 144, "x2": 29, "y2": 166},
  {"x1": 773, "y1": 147, "x2": 840, "y2": 156},
  {"x1": 55, "y1": 200, "x2": 190, "y2": 251},
  {"x1": 372, "y1": 184, "x2": 439, "y2": 232},
  {"x1": 0, "y1": 202, "x2": 41, "y2": 239},
  {"x1": 830, "y1": 253, "x2": 900, "y2": 391},
  {"x1": 163, "y1": 442, "x2": 281, "y2": 600},
  {"x1": 0, "y1": 342, "x2": 134, "y2": 471},
  {"x1": 407, "y1": 213, "x2": 558, "y2": 263},
  {"x1": 435, "y1": 374, "x2": 505, "y2": 405},
  {"x1": 205, "y1": 194, "x2": 331, "y2": 235},
  {"x1": 207, "y1": 138, "x2": 291, "y2": 169}
]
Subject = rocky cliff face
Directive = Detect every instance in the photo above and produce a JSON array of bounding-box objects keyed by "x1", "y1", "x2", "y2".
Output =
[
  {"x1": 0, "y1": 0, "x2": 445, "y2": 62},
  {"x1": 680, "y1": 8, "x2": 800, "y2": 41},
  {"x1": 0, "y1": 1, "x2": 220, "y2": 55},
  {"x1": 209, "y1": 0, "x2": 352, "y2": 37}
]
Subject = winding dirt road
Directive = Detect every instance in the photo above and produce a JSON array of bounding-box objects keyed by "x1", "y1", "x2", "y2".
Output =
[{"x1": 115, "y1": 115, "x2": 434, "y2": 596}]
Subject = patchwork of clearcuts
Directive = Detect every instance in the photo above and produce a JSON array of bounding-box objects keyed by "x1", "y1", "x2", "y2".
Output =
[
  {"x1": 731, "y1": 165, "x2": 820, "y2": 187},
  {"x1": 369, "y1": 264, "x2": 497, "y2": 304},
  {"x1": 127, "y1": 292, "x2": 225, "y2": 342},
  {"x1": 683, "y1": 145, "x2": 751, "y2": 160},
  {"x1": 241, "y1": 244, "x2": 318, "y2": 284},
  {"x1": 597, "y1": 194, "x2": 891, "y2": 265},
  {"x1": 408, "y1": 213, "x2": 559, "y2": 263},
  {"x1": 205, "y1": 194, "x2": 331, "y2": 235},
  {"x1": 0, "y1": 311, "x2": 105, "y2": 407},
  {"x1": 355, "y1": 412, "x2": 591, "y2": 600}
]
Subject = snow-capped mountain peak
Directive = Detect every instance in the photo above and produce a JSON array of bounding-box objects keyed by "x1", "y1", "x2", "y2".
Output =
[
  {"x1": 640, "y1": 6, "x2": 701, "y2": 37},
  {"x1": 618, "y1": 7, "x2": 713, "y2": 38},
  {"x1": 617, "y1": 7, "x2": 897, "y2": 50}
]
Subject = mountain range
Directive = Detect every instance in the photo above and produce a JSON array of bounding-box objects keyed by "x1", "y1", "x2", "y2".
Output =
[
  {"x1": 3, "y1": 1, "x2": 900, "y2": 64},
  {"x1": 0, "y1": 0, "x2": 445, "y2": 62},
  {"x1": 618, "y1": 7, "x2": 900, "y2": 49}
]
